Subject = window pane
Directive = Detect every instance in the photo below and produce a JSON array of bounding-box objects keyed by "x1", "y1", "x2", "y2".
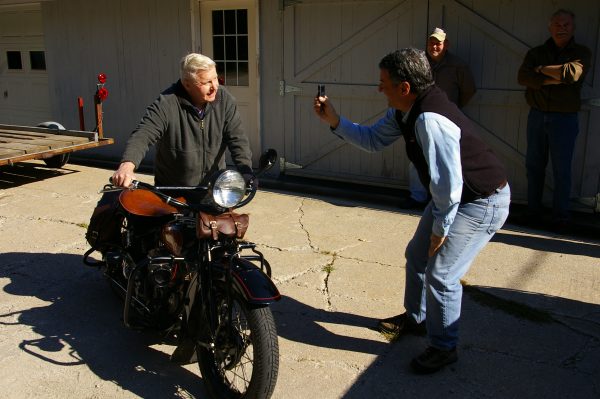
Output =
[
  {"x1": 7, "y1": 51, "x2": 22, "y2": 69},
  {"x1": 224, "y1": 10, "x2": 236, "y2": 34},
  {"x1": 225, "y1": 61, "x2": 237, "y2": 85},
  {"x1": 30, "y1": 51, "x2": 46, "y2": 70},
  {"x1": 213, "y1": 36, "x2": 224, "y2": 61},
  {"x1": 237, "y1": 36, "x2": 248, "y2": 61},
  {"x1": 238, "y1": 62, "x2": 248, "y2": 86},
  {"x1": 216, "y1": 61, "x2": 225, "y2": 79},
  {"x1": 225, "y1": 36, "x2": 237, "y2": 60},
  {"x1": 237, "y1": 9, "x2": 248, "y2": 34},
  {"x1": 212, "y1": 10, "x2": 223, "y2": 35}
]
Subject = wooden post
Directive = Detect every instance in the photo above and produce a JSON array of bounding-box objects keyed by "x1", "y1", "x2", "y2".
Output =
[
  {"x1": 77, "y1": 97, "x2": 85, "y2": 130},
  {"x1": 94, "y1": 74, "x2": 107, "y2": 138},
  {"x1": 94, "y1": 97, "x2": 103, "y2": 138}
]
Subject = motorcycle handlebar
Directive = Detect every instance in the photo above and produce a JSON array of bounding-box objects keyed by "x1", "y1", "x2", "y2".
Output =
[
  {"x1": 107, "y1": 162, "x2": 265, "y2": 211},
  {"x1": 106, "y1": 178, "x2": 256, "y2": 211},
  {"x1": 107, "y1": 177, "x2": 190, "y2": 209}
]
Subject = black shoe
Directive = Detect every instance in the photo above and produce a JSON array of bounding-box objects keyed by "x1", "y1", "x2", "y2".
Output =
[
  {"x1": 398, "y1": 196, "x2": 427, "y2": 210},
  {"x1": 377, "y1": 313, "x2": 427, "y2": 337},
  {"x1": 410, "y1": 346, "x2": 458, "y2": 374}
]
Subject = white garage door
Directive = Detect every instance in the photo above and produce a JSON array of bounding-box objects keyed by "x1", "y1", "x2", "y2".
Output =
[{"x1": 0, "y1": 3, "x2": 51, "y2": 125}]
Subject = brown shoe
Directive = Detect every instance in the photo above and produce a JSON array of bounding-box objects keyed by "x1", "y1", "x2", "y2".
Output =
[{"x1": 377, "y1": 313, "x2": 427, "y2": 336}]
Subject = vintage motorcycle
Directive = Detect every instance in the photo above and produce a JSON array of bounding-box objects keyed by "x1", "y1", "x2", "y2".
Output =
[{"x1": 83, "y1": 150, "x2": 280, "y2": 399}]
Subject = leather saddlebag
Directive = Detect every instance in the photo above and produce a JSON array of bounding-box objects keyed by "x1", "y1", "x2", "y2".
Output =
[
  {"x1": 85, "y1": 190, "x2": 124, "y2": 251},
  {"x1": 197, "y1": 212, "x2": 249, "y2": 240}
]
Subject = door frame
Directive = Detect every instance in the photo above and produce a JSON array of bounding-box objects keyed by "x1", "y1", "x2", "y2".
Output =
[{"x1": 195, "y1": 0, "x2": 261, "y2": 165}]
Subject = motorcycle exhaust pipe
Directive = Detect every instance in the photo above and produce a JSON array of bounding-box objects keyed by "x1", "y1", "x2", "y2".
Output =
[
  {"x1": 122, "y1": 257, "x2": 153, "y2": 328},
  {"x1": 123, "y1": 260, "x2": 145, "y2": 328}
]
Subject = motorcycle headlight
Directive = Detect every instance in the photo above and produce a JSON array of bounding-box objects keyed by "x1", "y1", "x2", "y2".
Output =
[{"x1": 212, "y1": 170, "x2": 246, "y2": 208}]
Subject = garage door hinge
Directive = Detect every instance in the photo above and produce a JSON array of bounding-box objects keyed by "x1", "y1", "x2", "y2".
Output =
[
  {"x1": 279, "y1": 80, "x2": 302, "y2": 96},
  {"x1": 279, "y1": 157, "x2": 302, "y2": 172},
  {"x1": 584, "y1": 98, "x2": 600, "y2": 107},
  {"x1": 279, "y1": 0, "x2": 302, "y2": 10}
]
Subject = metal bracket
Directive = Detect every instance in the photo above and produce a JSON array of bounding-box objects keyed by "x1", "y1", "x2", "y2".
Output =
[
  {"x1": 279, "y1": 0, "x2": 302, "y2": 11},
  {"x1": 583, "y1": 98, "x2": 600, "y2": 107},
  {"x1": 279, "y1": 80, "x2": 302, "y2": 96},
  {"x1": 279, "y1": 157, "x2": 302, "y2": 172}
]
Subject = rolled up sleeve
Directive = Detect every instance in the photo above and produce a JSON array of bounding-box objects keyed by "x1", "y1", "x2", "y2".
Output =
[{"x1": 415, "y1": 113, "x2": 463, "y2": 237}]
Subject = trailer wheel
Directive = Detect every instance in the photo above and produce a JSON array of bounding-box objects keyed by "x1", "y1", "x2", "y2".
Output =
[{"x1": 37, "y1": 122, "x2": 70, "y2": 168}]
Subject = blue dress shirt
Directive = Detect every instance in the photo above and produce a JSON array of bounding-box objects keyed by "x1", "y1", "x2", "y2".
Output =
[{"x1": 333, "y1": 108, "x2": 462, "y2": 236}]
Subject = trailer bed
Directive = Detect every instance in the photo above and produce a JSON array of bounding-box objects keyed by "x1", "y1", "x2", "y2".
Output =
[{"x1": 0, "y1": 124, "x2": 113, "y2": 167}]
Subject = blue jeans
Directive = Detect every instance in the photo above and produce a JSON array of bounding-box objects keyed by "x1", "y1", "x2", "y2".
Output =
[
  {"x1": 403, "y1": 184, "x2": 511, "y2": 350},
  {"x1": 526, "y1": 108, "x2": 579, "y2": 220}
]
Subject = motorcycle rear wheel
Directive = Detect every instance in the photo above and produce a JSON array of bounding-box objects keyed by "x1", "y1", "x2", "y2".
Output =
[{"x1": 197, "y1": 293, "x2": 279, "y2": 399}]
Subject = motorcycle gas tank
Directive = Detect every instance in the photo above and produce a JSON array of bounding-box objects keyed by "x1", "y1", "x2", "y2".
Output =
[{"x1": 119, "y1": 190, "x2": 186, "y2": 217}]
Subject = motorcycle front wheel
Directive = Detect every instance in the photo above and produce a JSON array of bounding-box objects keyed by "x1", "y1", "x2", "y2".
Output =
[{"x1": 197, "y1": 292, "x2": 279, "y2": 399}]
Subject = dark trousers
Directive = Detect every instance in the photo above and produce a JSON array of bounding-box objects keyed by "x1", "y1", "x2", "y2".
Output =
[{"x1": 526, "y1": 108, "x2": 579, "y2": 220}]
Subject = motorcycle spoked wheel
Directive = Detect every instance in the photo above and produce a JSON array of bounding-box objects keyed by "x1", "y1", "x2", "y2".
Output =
[{"x1": 197, "y1": 290, "x2": 279, "y2": 399}]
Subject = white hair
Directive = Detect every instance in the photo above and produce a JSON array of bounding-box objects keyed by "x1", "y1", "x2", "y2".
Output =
[{"x1": 180, "y1": 53, "x2": 216, "y2": 83}]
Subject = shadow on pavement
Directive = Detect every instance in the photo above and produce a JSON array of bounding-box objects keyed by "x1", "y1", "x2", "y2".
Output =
[
  {"x1": 0, "y1": 252, "x2": 208, "y2": 398},
  {"x1": 0, "y1": 163, "x2": 78, "y2": 189},
  {"x1": 272, "y1": 295, "x2": 389, "y2": 355},
  {"x1": 491, "y1": 230, "x2": 600, "y2": 258},
  {"x1": 339, "y1": 286, "x2": 600, "y2": 398}
]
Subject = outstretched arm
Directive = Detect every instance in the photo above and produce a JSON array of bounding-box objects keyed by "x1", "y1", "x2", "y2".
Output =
[{"x1": 313, "y1": 95, "x2": 341, "y2": 129}]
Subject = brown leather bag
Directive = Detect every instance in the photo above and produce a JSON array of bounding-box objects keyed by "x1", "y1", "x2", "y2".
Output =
[{"x1": 197, "y1": 211, "x2": 249, "y2": 240}]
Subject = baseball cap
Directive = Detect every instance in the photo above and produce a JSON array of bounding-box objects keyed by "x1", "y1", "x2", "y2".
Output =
[{"x1": 429, "y1": 27, "x2": 446, "y2": 42}]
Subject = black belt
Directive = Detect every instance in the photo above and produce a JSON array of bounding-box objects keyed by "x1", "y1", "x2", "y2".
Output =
[
  {"x1": 481, "y1": 179, "x2": 508, "y2": 198},
  {"x1": 462, "y1": 179, "x2": 508, "y2": 203}
]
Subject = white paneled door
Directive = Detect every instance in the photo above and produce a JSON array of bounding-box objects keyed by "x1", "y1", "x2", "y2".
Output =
[
  {"x1": 0, "y1": 4, "x2": 51, "y2": 125},
  {"x1": 200, "y1": 0, "x2": 260, "y2": 165}
]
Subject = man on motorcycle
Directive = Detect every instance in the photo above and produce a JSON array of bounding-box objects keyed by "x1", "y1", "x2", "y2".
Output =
[
  {"x1": 313, "y1": 48, "x2": 510, "y2": 374},
  {"x1": 112, "y1": 53, "x2": 253, "y2": 188}
]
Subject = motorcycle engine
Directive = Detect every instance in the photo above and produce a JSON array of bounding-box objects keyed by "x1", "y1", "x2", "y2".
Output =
[
  {"x1": 145, "y1": 254, "x2": 187, "y2": 318},
  {"x1": 148, "y1": 260, "x2": 175, "y2": 288}
]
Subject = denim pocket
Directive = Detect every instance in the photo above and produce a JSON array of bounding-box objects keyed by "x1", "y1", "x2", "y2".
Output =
[
  {"x1": 487, "y1": 203, "x2": 499, "y2": 234},
  {"x1": 487, "y1": 192, "x2": 510, "y2": 234}
]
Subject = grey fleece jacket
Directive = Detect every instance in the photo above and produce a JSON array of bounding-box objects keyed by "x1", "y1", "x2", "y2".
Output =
[{"x1": 121, "y1": 80, "x2": 253, "y2": 186}]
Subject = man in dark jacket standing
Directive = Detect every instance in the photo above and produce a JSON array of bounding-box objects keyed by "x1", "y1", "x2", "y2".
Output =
[
  {"x1": 401, "y1": 27, "x2": 477, "y2": 209},
  {"x1": 426, "y1": 27, "x2": 476, "y2": 109},
  {"x1": 112, "y1": 53, "x2": 253, "y2": 188},
  {"x1": 314, "y1": 48, "x2": 510, "y2": 374},
  {"x1": 517, "y1": 9, "x2": 591, "y2": 230}
]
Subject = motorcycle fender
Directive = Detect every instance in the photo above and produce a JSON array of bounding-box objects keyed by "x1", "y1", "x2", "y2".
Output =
[{"x1": 230, "y1": 257, "x2": 281, "y2": 305}]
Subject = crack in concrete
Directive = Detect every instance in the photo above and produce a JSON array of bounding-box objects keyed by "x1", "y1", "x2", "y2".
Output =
[
  {"x1": 298, "y1": 198, "x2": 318, "y2": 252},
  {"x1": 296, "y1": 198, "x2": 344, "y2": 311},
  {"x1": 336, "y1": 253, "x2": 398, "y2": 268},
  {"x1": 560, "y1": 336, "x2": 599, "y2": 374},
  {"x1": 281, "y1": 353, "x2": 367, "y2": 375},
  {"x1": 468, "y1": 336, "x2": 600, "y2": 377},
  {"x1": 5, "y1": 214, "x2": 85, "y2": 227},
  {"x1": 254, "y1": 242, "x2": 313, "y2": 252},
  {"x1": 271, "y1": 266, "x2": 324, "y2": 285},
  {"x1": 321, "y1": 254, "x2": 336, "y2": 311}
]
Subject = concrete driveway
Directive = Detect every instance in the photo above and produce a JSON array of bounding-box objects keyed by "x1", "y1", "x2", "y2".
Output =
[{"x1": 1, "y1": 161, "x2": 599, "y2": 398}]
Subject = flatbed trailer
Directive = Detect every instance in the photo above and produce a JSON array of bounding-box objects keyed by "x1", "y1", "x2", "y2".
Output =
[
  {"x1": 0, "y1": 73, "x2": 113, "y2": 169},
  {"x1": 0, "y1": 123, "x2": 113, "y2": 168}
]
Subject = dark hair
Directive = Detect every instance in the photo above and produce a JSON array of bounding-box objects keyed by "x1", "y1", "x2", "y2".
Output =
[{"x1": 378, "y1": 48, "x2": 434, "y2": 95}]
